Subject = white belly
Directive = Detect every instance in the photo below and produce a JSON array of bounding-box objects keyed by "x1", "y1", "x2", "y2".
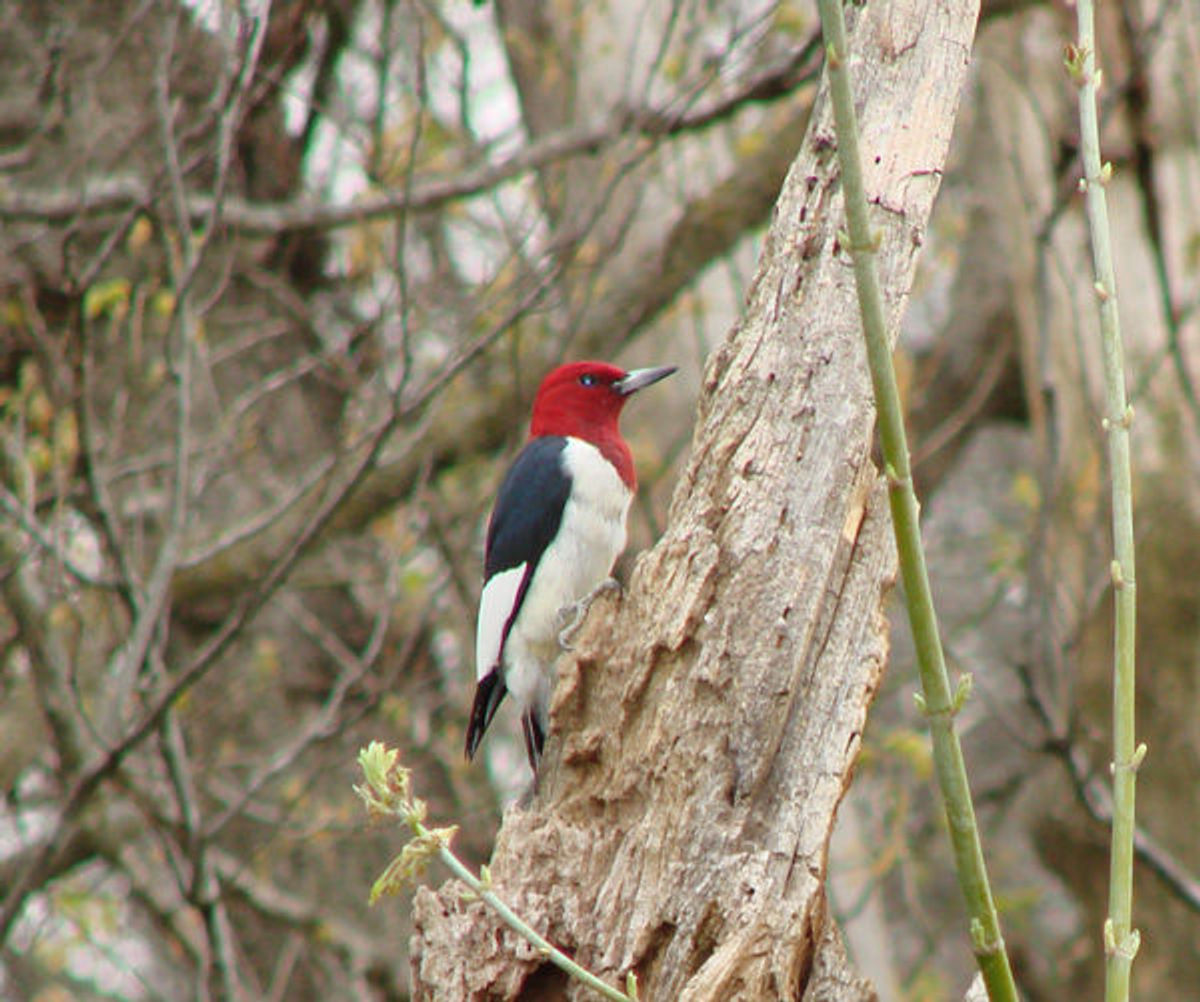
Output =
[{"x1": 505, "y1": 438, "x2": 631, "y2": 713}]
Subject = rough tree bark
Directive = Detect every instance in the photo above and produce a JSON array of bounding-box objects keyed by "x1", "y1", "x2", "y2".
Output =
[{"x1": 410, "y1": 0, "x2": 980, "y2": 998}]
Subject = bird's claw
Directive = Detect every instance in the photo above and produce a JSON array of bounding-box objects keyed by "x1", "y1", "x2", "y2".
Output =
[{"x1": 557, "y1": 577, "x2": 622, "y2": 650}]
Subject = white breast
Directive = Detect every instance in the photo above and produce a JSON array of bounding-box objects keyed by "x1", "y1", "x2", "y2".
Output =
[{"x1": 503, "y1": 437, "x2": 632, "y2": 712}]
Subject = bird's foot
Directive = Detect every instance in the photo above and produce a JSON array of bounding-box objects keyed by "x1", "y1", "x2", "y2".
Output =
[{"x1": 557, "y1": 577, "x2": 622, "y2": 650}]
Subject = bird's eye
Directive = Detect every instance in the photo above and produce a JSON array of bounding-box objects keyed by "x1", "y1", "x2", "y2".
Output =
[{"x1": 578, "y1": 373, "x2": 597, "y2": 387}]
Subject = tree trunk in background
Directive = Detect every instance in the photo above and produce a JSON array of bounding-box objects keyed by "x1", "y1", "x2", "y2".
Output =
[{"x1": 411, "y1": 0, "x2": 981, "y2": 998}]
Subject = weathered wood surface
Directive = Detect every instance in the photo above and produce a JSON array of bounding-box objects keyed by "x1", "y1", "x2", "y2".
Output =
[{"x1": 412, "y1": 0, "x2": 980, "y2": 997}]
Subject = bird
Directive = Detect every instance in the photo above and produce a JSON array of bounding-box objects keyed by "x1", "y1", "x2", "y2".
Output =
[{"x1": 465, "y1": 360, "x2": 676, "y2": 773}]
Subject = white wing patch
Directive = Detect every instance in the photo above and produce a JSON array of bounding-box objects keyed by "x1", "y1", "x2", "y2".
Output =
[{"x1": 475, "y1": 565, "x2": 526, "y2": 681}]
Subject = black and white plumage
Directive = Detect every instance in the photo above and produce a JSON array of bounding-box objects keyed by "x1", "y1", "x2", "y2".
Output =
[
  {"x1": 465, "y1": 361, "x2": 675, "y2": 773},
  {"x1": 467, "y1": 435, "x2": 630, "y2": 767}
]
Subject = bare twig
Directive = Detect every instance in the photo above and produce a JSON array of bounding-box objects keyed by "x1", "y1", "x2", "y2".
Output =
[
  {"x1": 1116, "y1": 3, "x2": 1200, "y2": 430},
  {"x1": 0, "y1": 488, "x2": 117, "y2": 589},
  {"x1": 1019, "y1": 668, "x2": 1200, "y2": 917},
  {"x1": 0, "y1": 39, "x2": 820, "y2": 236},
  {"x1": 0, "y1": 261, "x2": 548, "y2": 940},
  {"x1": 199, "y1": 590, "x2": 402, "y2": 842},
  {"x1": 1061, "y1": 739, "x2": 1200, "y2": 915},
  {"x1": 101, "y1": 1, "x2": 273, "y2": 738}
]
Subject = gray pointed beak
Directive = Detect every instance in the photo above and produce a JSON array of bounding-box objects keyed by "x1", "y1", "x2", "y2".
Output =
[{"x1": 614, "y1": 365, "x2": 676, "y2": 396}]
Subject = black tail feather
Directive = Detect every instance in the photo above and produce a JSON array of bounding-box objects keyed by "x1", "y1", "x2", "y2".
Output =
[
  {"x1": 465, "y1": 670, "x2": 506, "y2": 759},
  {"x1": 520, "y1": 709, "x2": 545, "y2": 773}
]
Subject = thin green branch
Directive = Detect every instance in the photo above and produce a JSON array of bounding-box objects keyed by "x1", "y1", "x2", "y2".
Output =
[
  {"x1": 813, "y1": 2, "x2": 1018, "y2": 999},
  {"x1": 355, "y1": 743, "x2": 638, "y2": 1002},
  {"x1": 1067, "y1": 4, "x2": 1142, "y2": 999}
]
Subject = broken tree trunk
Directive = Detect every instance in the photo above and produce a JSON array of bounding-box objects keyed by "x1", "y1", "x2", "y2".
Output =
[{"x1": 411, "y1": 0, "x2": 981, "y2": 997}]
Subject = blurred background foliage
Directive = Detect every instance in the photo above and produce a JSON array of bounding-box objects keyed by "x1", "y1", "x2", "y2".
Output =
[{"x1": 0, "y1": 0, "x2": 1197, "y2": 999}]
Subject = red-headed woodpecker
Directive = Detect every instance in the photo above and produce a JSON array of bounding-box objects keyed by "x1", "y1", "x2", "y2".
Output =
[{"x1": 466, "y1": 360, "x2": 676, "y2": 772}]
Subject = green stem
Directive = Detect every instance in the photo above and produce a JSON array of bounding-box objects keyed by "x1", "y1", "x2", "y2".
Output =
[
  {"x1": 357, "y1": 743, "x2": 636, "y2": 1002},
  {"x1": 422, "y1": 826, "x2": 635, "y2": 1002},
  {"x1": 1071, "y1": 3, "x2": 1141, "y2": 999},
  {"x1": 814, "y1": 2, "x2": 1018, "y2": 999}
]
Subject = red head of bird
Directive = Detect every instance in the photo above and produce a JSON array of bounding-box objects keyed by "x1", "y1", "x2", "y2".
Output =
[{"x1": 528, "y1": 361, "x2": 676, "y2": 489}]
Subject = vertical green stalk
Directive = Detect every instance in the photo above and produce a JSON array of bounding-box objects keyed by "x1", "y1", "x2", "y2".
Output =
[
  {"x1": 814, "y1": 1, "x2": 1018, "y2": 999},
  {"x1": 1069, "y1": 3, "x2": 1142, "y2": 999}
]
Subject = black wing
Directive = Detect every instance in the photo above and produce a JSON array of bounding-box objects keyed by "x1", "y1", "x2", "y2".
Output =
[
  {"x1": 484, "y1": 436, "x2": 572, "y2": 578},
  {"x1": 465, "y1": 436, "x2": 572, "y2": 760}
]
